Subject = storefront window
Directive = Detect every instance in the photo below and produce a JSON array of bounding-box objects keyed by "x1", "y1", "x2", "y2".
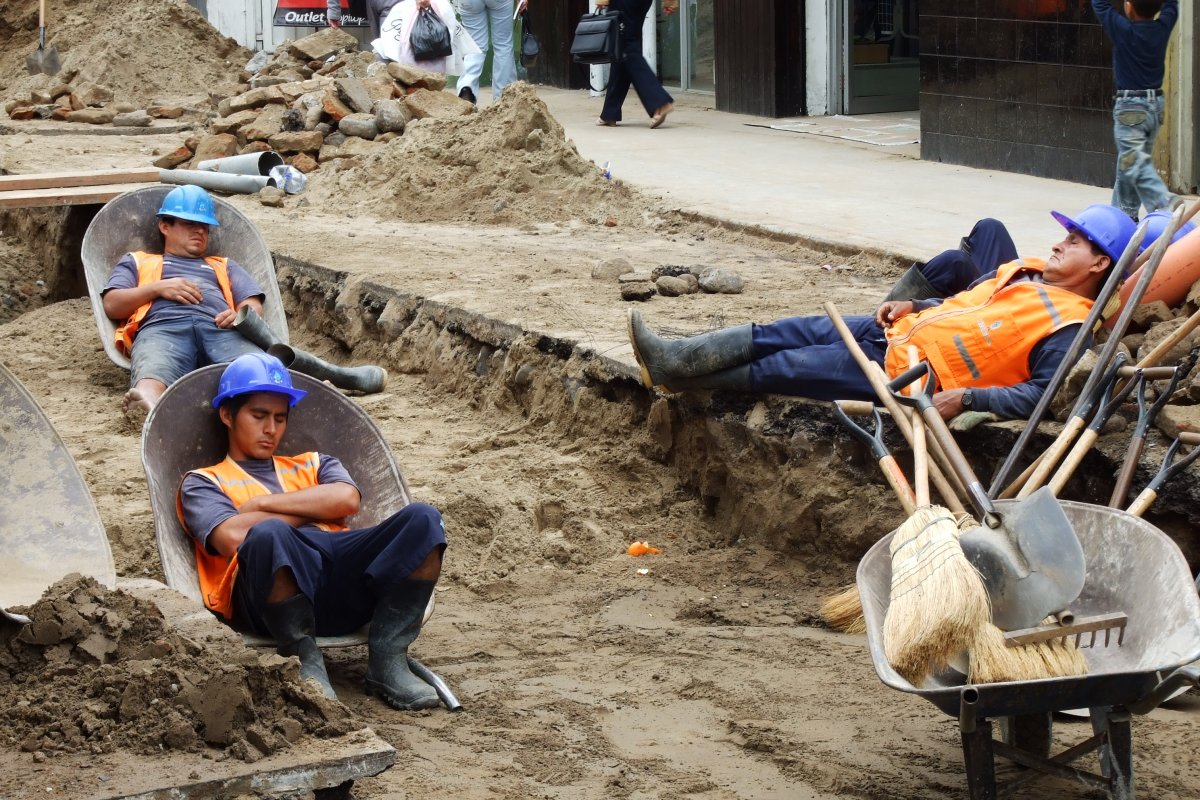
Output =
[{"x1": 656, "y1": 0, "x2": 714, "y2": 93}]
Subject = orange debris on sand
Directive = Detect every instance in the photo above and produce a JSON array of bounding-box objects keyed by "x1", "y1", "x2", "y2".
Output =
[{"x1": 627, "y1": 541, "x2": 662, "y2": 556}]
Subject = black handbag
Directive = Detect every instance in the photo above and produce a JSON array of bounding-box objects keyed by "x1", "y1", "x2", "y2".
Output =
[
  {"x1": 520, "y1": 11, "x2": 540, "y2": 69},
  {"x1": 570, "y1": 8, "x2": 621, "y2": 65},
  {"x1": 410, "y1": 6, "x2": 453, "y2": 61}
]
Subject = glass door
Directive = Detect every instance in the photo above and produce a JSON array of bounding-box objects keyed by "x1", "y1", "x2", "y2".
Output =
[
  {"x1": 656, "y1": 0, "x2": 714, "y2": 93},
  {"x1": 844, "y1": 0, "x2": 920, "y2": 113}
]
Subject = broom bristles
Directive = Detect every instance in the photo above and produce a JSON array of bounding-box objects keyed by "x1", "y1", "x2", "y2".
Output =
[
  {"x1": 883, "y1": 505, "x2": 991, "y2": 686},
  {"x1": 820, "y1": 584, "x2": 865, "y2": 634},
  {"x1": 968, "y1": 619, "x2": 1089, "y2": 684}
]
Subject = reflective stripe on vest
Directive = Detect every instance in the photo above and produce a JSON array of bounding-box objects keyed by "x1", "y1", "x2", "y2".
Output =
[
  {"x1": 883, "y1": 259, "x2": 1094, "y2": 390},
  {"x1": 175, "y1": 453, "x2": 347, "y2": 620},
  {"x1": 114, "y1": 252, "x2": 233, "y2": 357}
]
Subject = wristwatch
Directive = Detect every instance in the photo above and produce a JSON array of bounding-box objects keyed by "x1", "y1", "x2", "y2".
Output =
[{"x1": 961, "y1": 389, "x2": 975, "y2": 410}]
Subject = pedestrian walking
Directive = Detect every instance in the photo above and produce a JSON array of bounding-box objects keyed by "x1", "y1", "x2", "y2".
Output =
[{"x1": 595, "y1": 0, "x2": 676, "y2": 129}]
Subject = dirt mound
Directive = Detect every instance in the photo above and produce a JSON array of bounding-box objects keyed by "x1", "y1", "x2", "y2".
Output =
[
  {"x1": 305, "y1": 82, "x2": 658, "y2": 227},
  {"x1": 0, "y1": 0, "x2": 247, "y2": 105},
  {"x1": 1, "y1": 575, "x2": 356, "y2": 762}
]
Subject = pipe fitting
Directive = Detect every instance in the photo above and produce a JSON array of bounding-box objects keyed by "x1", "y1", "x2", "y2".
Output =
[
  {"x1": 233, "y1": 306, "x2": 284, "y2": 350},
  {"x1": 268, "y1": 343, "x2": 388, "y2": 394}
]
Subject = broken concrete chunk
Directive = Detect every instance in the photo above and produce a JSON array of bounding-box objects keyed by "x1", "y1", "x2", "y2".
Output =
[
  {"x1": 75, "y1": 83, "x2": 114, "y2": 107},
  {"x1": 267, "y1": 131, "x2": 325, "y2": 153},
  {"x1": 211, "y1": 109, "x2": 259, "y2": 134},
  {"x1": 153, "y1": 145, "x2": 194, "y2": 169},
  {"x1": 148, "y1": 105, "x2": 185, "y2": 119},
  {"x1": 321, "y1": 90, "x2": 353, "y2": 122},
  {"x1": 287, "y1": 27, "x2": 358, "y2": 62},
  {"x1": 1131, "y1": 300, "x2": 1174, "y2": 330},
  {"x1": 375, "y1": 99, "x2": 409, "y2": 134},
  {"x1": 385, "y1": 62, "x2": 448, "y2": 91},
  {"x1": 66, "y1": 108, "x2": 117, "y2": 124},
  {"x1": 618, "y1": 271, "x2": 654, "y2": 283},
  {"x1": 334, "y1": 77, "x2": 373, "y2": 114},
  {"x1": 592, "y1": 257, "x2": 630, "y2": 280},
  {"x1": 318, "y1": 137, "x2": 383, "y2": 162},
  {"x1": 243, "y1": 106, "x2": 287, "y2": 141},
  {"x1": 403, "y1": 88, "x2": 473, "y2": 120},
  {"x1": 622, "y1": 282, "x2": 657, "y2": 302},
  {"x1": 50, "y1": 107, "x2": 72, "y2": 121},
  {"x1": 338, "y1": 112, "x2": 378, "y2": 140},
  {"x1": 113, "y1": 110, "x2": 152, "y2": 127},
  {"x1": 289, "y1": 153, "x2": 320, "y2": 173},
  {"x1": 239, "y1": 140, "x2": 272, "y2": 154},
  {"x1": 698, "y1": 267, "x2": 745, "y2": 294},
  {"x1": 30, "y1": 89, "x2": 53, "y2": 105},
  {"x1": 113, "y1": 102, "x2": 138, "y2": 114},
  {"x1": 362, "y1": 76, "x2": 397, "y2": 107},
  {"x1": 189, "y1": 133, "x2": 240, "y2": 167},
  {"x1": 223, "y1": 86, "x2": 285, "y2": 115},
  {"x1": 47, "y1": 83, "x2": 72, "y2": 99}
]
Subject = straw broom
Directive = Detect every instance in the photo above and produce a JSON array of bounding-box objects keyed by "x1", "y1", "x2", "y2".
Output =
[{"x1": 882, "y1": 351, "x2": 992, "y2": 686}]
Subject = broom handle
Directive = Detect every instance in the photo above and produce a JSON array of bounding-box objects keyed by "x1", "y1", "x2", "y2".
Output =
[
  {"x1": 909, "y1": 347, "x2": 930, "y2": 506},
  {"x1": 823, "y1": 302, "x2": 968, "y2": 515},
  {"x1": 1115, "y1": 306, "x2": 1200, "y2": 396}
]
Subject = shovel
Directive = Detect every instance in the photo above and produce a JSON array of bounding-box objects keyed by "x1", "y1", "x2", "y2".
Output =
[
  {"x1": 888, "y1": 362, "x2": 1085, "y2": 632},
  {"x1": 25, "y1": 0, "x2": 61, "y2": 77}
]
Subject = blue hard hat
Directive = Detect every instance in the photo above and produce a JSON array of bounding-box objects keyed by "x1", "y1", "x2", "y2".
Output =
[
  {"x1": 1050, "y1": 204, "x2": 1136, "y2": 264},
  {"x1": 212, "y1": 353, "x2": 307, "y2": 410},
  {"x1": 1139, "y1": 210, "x2": 1197, "y2": 253},
  {"x1": 157, "y1": 185, "x2": 220, "y2": 227}
]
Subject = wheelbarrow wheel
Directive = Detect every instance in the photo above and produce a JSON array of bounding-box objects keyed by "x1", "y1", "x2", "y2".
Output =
[{"x1": 999, "y1": 713, "x2": 1052, "y2": 758}]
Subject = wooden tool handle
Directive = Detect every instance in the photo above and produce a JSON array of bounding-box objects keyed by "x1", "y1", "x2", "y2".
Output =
[
  {"x1": 1126, "y1": 487, "x2": 1157, "y2": 518},
  {"x1": 909, "y1": 347, "x2": 929, "y2": 506},
  {"x1": 1047, "y1": 428, "x2": 1099, "y2": 496},
  {"x1": 879, "y1": 455, "x2": 917, "y2": 516},
  {"x1": 1109, "y1": 436, "x2": 1147, "y2": 508},
  {"x1": 1017, "y1": 416, "x2": 1086, "y2": 499}
]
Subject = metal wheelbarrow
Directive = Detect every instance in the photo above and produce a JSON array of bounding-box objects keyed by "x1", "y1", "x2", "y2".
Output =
[{"x1": 858, "y1": 499, "x2": 1200, "y2": 799}]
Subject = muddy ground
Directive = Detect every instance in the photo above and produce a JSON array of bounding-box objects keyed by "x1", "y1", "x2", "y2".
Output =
[{"x1": 4, "y1": 116, "x2": 1200, "y2": 800}]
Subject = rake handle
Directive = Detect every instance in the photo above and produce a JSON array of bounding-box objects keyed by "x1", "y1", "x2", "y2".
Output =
[
  {"x1": 1048, "y1": 427, "x2": 1100, "y2": 496},
  {"x1": 1016, "y1": 416, "x2": 1086, "y2": 499}
]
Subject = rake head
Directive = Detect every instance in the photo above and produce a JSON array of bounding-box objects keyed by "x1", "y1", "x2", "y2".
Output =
[{"x1": 1003, "y1": 611, "x2": 1128, "y2": 650}]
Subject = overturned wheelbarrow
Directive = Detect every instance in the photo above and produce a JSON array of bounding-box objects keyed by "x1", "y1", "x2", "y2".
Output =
[{"x1": 858, "y1": 499, "x2": 1200, "y2": 799}]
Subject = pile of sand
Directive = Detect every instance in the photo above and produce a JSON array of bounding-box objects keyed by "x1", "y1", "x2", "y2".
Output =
[
  {"x1": 0, "y1": 575, "x2": 356, "y2": 762},
  {"x1": 0, "y1": 0, "x2": 247, "y2": 105},
  {"x1": 305, "y1": 82, "x2": 659, "y2": 227}
]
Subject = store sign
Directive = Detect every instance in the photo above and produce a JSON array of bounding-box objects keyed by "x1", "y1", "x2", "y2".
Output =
[{"x1": 272, "y1": 0, "x2": 369, "y2": 28}]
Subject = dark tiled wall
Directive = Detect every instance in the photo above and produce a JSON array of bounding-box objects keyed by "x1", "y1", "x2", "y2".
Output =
[{"x1": 920, "y1": 0, "x2": 1115, "y2": 187}]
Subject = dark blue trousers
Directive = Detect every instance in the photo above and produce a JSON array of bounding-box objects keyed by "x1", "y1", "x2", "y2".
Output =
[
  {"x1": 232, "y1": 503, "x2": 447, "y2": 637},
  {"x1": 920, "y1": 218, "x2": 1019, "y2": 297},
  {"x1": 749, "y1": 314, "x2": 886, "y2": 400},
  {"x1": 600, "y1": 0, "x2": 673, "y2": 122}
]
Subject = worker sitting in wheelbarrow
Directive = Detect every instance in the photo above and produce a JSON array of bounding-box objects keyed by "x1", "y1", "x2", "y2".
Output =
[
  {"x1": 101, "y1": 185, "x2": 264, "y2": 417},
  {"x1": 178, "y1": 352, "x2": 448, "y2": 708},
  {"x1": 628, "y1": 205, "x2": 1135, "y2": 421}
]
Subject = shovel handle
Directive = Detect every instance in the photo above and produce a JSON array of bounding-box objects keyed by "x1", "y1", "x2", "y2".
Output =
[
  {"x1": 1049, "y1": 428, "x2": 1099, "y2": 496},
  {"x1": 832, "y1": 402, "x2": 917, "y2": 515}
]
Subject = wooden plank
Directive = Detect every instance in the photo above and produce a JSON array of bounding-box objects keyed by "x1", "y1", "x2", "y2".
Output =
[
  {"x1": 0, "y1": 182, "x2": 157, "y2": 209},
  {"x1": 0, "y1": 168, "x2": 160, "y2": 192}
]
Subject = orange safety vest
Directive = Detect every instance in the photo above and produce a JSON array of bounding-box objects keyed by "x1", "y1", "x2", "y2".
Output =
[
  {"x1": 176, "y1": 453, "x2": 347, "y2": 620},
  {"x1": 883, "y1": 259, "x2": 1094, "y2": 391},
  {"x1": 114, "y1": 251, "x2": 234, "y2": 356}
]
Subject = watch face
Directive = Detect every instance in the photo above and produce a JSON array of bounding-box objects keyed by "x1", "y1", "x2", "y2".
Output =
[{"x1": 962, "y1": 390, "x2": 973, "y2": 409}]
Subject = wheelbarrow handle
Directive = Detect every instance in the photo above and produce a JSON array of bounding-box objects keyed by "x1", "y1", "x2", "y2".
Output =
[
  {"x1": 886, "y1": 362, "x2": 999, "y2": 524},
  {"x1": 1127, "y1": 665, "x2": 1200, "y2": 715}
]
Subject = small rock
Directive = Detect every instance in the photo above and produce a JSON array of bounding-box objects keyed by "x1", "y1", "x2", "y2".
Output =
[
  {"x1": 618, "y1": 271, "x2": 654, "y2": 283},
  {"x1": 651, "y1": 264, "x2": 692, "y2": 280},
  {"x1": 32, "y1": 751, "x2": 46, "y2": 764},
  {"x1": 289, "y1": 152, "x2": 320, "y2": 173},
  {"x1": 189, "y1": 133, "x2": 239, "y2": 167},
  {"x1": 75, "y1": 82, "x2": 113, "y2": 107},
  {"x1": 334, "y1": 77, "x2": 374, "y2": 114},
  {"x1": 258, "y1": 186, "x2": 286, "y2": 207},
  {"x1": 605, "y1": 216, "x2": 619, "y2": 227},
  {"x1": 287, "y1": 27, "x2": 358, "y2": 62},
  {"x1": 148, "y1": 105, "x2": 185, "y2": 119},
  {"x1": 321, "y1": 89, "x2": 353, "y2": 122},
  {"x1": 338, "y1": 112, "x2": 378, "y2": 140},
  {"x1": 385, "y1": 62, "x2": 447, "y2": 91},
  {"x1": 655, "y1": 275, "x2": 693, "y2": 297},
  {"x1": 621, "y1": 282, "x2": 656, "y2": 301},
  {"x1": 375, "y1": 99, "x2": 408, "y2": 134},
  {"x1": 1131, "y1": 300, "x2": 1175, "y2": 330},
  {"x1": 403, "y1": 88, "x2": 472, "y2": 120},
  {"x1": 65, "y1": 108, "x2": 117, "y2": 124},
  {"x1": 112, "y1": 109, "x2": 152, "y2": 127},
  {"x1": 698, "y1": 267, "x2": 744, "y2": 294},
  {"x1": 1157, "y1": 403, "x2": 1200, "y2": 439},
  {"x1": 113, "y1": 102, "x2": 138, "y2": 114},
  {"x1": 592, "y1": 257, "x2": 630, "y2": 280},
  {"x1": 153, "y1": 145, "x2": 194, "y2": 169},
  {"x1": 267, "y1": 130, "x2": 325, "y2": 153}
]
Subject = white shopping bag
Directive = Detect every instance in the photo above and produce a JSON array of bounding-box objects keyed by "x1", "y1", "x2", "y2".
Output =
[{"x1": 373, "y1": 0, "x2": 478, "y2": 73}]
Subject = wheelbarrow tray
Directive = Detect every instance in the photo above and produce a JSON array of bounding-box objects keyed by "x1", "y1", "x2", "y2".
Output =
[
  {"x1": 0, "y1": 360, "x2": 115, "y2": 608},
  {"x1": 858, "y1": 499, "x2": 1200, "y2": 719}
]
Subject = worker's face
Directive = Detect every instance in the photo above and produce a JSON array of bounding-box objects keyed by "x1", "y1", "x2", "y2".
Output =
[
  {"x1": 1044, "y1": 229, "x2": 1109, "y2": 296},
  {"x1": 220, "y1": 392, "x2": 290, "y2": 461},
  {"x1": 159, "y1": 217, "x2": 210, "y2": 258}
]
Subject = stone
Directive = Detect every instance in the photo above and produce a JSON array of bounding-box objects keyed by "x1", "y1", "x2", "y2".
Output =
[
  {"x1": 1131, "y1": 301, "x2": 1175, "y2": 330},
  {"x1": 362, "y1": 77, "x2": 396, "y2": 107},
  {"x1": 377, "y1": 131, "x2": 400, "y2": 143},
  {"x1": 374, "y1": 99, "x2": 409, "y2": 134},
  {"x1": 655, "y1": 275, "x2": 694, "y2": 297},
  {"x1": 592, "y1": 257, "x2": 631, "y2": 280},
  {"x1": 621, "y1": 282, "x2": 657, "y2": 302},
  {"x1": 334, "y1": 78, "x2": 373, "y2": 114},
  {"x1": 338, "y1": 112, "x2": 378, "y2": 140},
  {"x1": 618, "y1": 271, "x2": 654, "y2": 283},
  {"x1": 47, "y1": 83, "x2": 72, "y2": 99},
  {"x1": 223, "y1": 86, "x2": 284, "y2": 115},
  {"x1": 323, "y1": 131, "x2": 346, "y2": 148},
  {"x1": 148, "y1": 105, "x2": 185, "y2": 119},
  {"x1": 211, "y1": 109, "x2": 259, "y2": 134},
  {"x1": 1138, "y1": 317, "x2": 1200, "y2": 369},
  {"x1": 112, "y1": 110, "x2": 152, "y2": 127},
  {"x1": 49, "y1": 107, "x2": 71, "y2": 121},
  {"x1": 289, "y1": 152, "x2": 320, "y2": 173},
  {"x1": 243, "y1": 106, "x2": 287, "y2": 141},
  {"x1": 1157, "y1": 404, "x2": 1200, "y2": 439},
  {"x1": 286, "y1": 28, "x2": 358, "y2": 62},
  {"x1": 318, "y1": 137, "x2": 382, "y2": 162},
  {"x1": 651, "y1": 264, "x2": 693, "y2": 280},
  {"x1": 698, "y1": 267, "x2": 745, "y2": 294},
  {"x1": 66, "y1": 108, "x2": 117, "y2": 124},
  {"x1": 385, "y1": 62, "x2": 447, "y2": 91},
  {"x1": 74, "y1": 82, "x2": 113, "y2": 107},
  {"x1": 66, "y1": 93, "x2": 85, "y2": 111},
  {"x1": 30, "y1": 89, "x2": 53, "y2": 105},
  {"x1": 321, "y1": 90, "x2": 353, "y2": 122},
  {"x1": 403, "y1": 88, "x2": 473, "y2": 119},
  {"x1": 153, "y1": 145, "x2": 194, "y2": 169},
  {"x1": 5, "y1": 99, "x2": 32, "y2": 117},
  {"x1": 295, "y1": 91, "x2": 325, "y2": 130},
  {"x1": 113, "y1": 102, "x2": 138, "y2": 113},
  {"x1": 258, "y1": 186, "x2": 286, "y2": 207},
  {"x1": 189, "y1": 133, "x2": 239, "y2": 166},
  {"x1": 250, "y1": 75, "x2": 289, "y2": 89},
  {"x1": 267, "y1": 131, "x2": 325, "y2": 153},
  {"x1": 239, "y1": 140, "x2": 272, "y2": 154},
  {"x1": 280, "y1": 108, "x2": 306, "y2": 132},
  {"x1": 1186, "y1": 277, "x2": 1200, "y2": 313}
]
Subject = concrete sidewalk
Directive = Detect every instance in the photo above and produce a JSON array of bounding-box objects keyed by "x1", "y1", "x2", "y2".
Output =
[{"x1": 535, "y1": 86, "x2": 1133, "y2": 264}]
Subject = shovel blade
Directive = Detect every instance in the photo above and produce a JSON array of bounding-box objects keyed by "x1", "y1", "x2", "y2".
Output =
[
  {"x1": 960, "y1": 486, "x2": 1086, "y2": 631},
  {"x1": 26, "y1": 45, "x2": 60, "y2": 77}
]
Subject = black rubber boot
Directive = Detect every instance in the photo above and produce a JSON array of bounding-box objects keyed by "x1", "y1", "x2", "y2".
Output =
[
  {"x1": 627, "y1": 308, "x2": 753, "y2": 392},
  {"x1": 366, "y1": 579, "x2": 440, "y2": 711},
  {"x1": 882, "y1": 263, "x2": 940, "y2": 303},
  {"x1": 665, "y1": 364, "x2": 753, "y2": 392},
  {"x1": 261, "y1": 594, "x2": 337, "y2": 700}
]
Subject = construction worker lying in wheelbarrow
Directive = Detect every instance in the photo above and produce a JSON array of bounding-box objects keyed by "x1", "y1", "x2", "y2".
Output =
[
  {"x1": 629, "y1": 204, "x2": 1136, "y2": 421},
  {"x1": 101, "y1": 185, "x2": 264, "y2": 417},
  {"x1": 178, "y1": 352, "x2": 448, "y2": 708}
]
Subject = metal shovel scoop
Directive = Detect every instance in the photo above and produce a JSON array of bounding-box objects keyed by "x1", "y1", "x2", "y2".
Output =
[
  {"x1": 888, "y1": 363, "x2": 1085, "y2": 631},
  {"x1": 25, "y1": 0, "x2": 61, "y2": 76}
]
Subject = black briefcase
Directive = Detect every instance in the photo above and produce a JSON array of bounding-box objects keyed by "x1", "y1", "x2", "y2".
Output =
[{"x1": 570, "y1": 9, "x2": 621, "y2": 65}]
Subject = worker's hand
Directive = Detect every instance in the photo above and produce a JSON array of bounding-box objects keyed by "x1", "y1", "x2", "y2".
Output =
[
  {"x1": 875, "y1": 300, "x2": 913, "y2": 327},
  {"x1": 663, "y1": 0, "x2": 679, "y2": 14},
  {"x1": 416, "y1": 0, "x2": 431, "y2": 7},
  {"x1": 156, "y1": 278, "x2": 203, "y2": 305},
  {"x1": 949, "y1": 410, "x2": 999, "y2": 432},
  {"x1": 328, "y1": 17, "x2": 341, "y2": 27},
  {"x1": 595, "y1": 0, "x2": 610, "y2": 7},
  {"x1": 933, "y1": 388, "x2": 966, "y2": 421},
  {"x1": 516, "y1": 0, "x2": 528, "y2": 12},
  {"x1": 213, "y1": 308, "x2": 237, "y2": 329}
]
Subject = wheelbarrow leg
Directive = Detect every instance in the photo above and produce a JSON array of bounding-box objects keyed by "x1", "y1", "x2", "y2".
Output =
[
  {"x1": 1090, "y1": 706, "x2": 1135, "y2": 799},
  {"x1": 960, "y1": 720, "x2": 998, "y2": 800}
]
